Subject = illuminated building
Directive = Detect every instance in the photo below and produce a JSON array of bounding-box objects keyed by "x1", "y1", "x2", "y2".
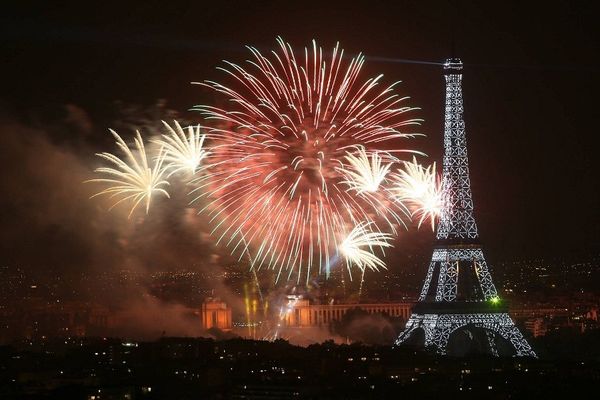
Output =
[
  {"x1": 200, "y1": 298, "x2": 232, "y2": 331},
  {"x1": 283, "y1": 299, "x2": 413, "y2": 327},
  {"x1": 523, "y1": 318, "x2": 547, "y2": 337},
  {"x1": 510, "y1": 307, "x2": 569, "y2": 320}
]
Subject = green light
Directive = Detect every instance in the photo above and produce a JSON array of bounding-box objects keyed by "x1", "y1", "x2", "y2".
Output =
[{"x1": 490, "y1": 296, "x2": 500, "y2": 304}]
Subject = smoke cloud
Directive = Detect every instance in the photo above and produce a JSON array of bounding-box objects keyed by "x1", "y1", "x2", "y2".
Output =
[{"x1": 0, "y1": 102, "x2": 242, "y2": 339}]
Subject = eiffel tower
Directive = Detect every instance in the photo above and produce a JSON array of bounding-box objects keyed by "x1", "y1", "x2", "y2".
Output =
[{"x1": 395, "y1": 58, "x2": 536, "y2": 357}]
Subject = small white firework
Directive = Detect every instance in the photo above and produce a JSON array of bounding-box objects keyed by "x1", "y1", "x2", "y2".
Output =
[
  {"x1": 154, "y1": 120, "x2": 208, "y2": 176},
  {"x1": 393, "y1": 157, "x2": 442, "y2": 230},
  {"x1": 88, "y1": 130, "x2": 170, "y2": 218},
  {"x1": 340, "y1": 147, "x2": 392, "y2": 194},
  {"x1": 339, "y1": 221, "x2": 393, "y2": 273}
]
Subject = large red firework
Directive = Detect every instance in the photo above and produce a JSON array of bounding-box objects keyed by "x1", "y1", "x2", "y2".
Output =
[{"x1": 191, "y1": 37, "x2": 422, "y2": 283}]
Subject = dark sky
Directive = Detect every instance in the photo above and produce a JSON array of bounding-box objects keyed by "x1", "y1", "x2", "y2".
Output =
[{"x1": 1, "y1": 0, "x2": 599, "y2": 284}]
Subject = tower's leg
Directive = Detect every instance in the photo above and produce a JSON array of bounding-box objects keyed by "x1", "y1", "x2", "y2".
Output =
[
  {"x1": 423, "y1": 314, "x2": 454, "y2": 354},
  {"x1": 431, "y1": 325, "x2": 451, "y2": 355},
  {"x1": 394, "y1": 314, "x2": 422, "y2": 346},
  {"x1": 473, "y1": 251, "x2": 498, "y2": 299},
  {"x1": 496, "y1": 314, "x2": 537, "y2": 357},
  {"x1": 485, "y1": 330, "x2": 499, "y2": 357},
  {"x1": 418, "y1": 259, "x2": 438, "y2": 301},
  {"x1": 422, "y1": 317, "x2": 436, "y2": 349},
  {"x1": 436, "y1": 260, "x2": 458, "y2": 301}
]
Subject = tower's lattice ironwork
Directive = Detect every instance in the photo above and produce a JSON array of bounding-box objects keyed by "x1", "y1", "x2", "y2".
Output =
[{"x1": 395, "y1": 58, "x2": 535, "y2": 357}]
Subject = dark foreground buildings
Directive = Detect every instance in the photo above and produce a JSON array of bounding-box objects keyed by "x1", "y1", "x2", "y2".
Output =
[{"x1": 1, "y1": 332, "x2": 598, "y2": 399}]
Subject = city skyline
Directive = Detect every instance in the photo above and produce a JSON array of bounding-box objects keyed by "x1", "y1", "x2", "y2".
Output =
[
  {"x1": 2, "y1": 3, "x2": 599, "y2": 396},
  {"x1": 1, "y1": 0, "x2": 599, "y2": 353}
]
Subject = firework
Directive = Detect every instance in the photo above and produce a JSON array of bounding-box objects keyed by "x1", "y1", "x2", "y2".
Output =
[
  {"x1": 88, "y1": 130, "x2": 170, "y2": 217},
  {"x1": 190, "y1": 37, "x2": 421, "y2": 283},
  {"x1": 154, "y1": 120, "x2": 209, "y2": 176},
  {"x1": 340, "y1": 147, "x2": 392, "y2": 194},
  {"x1": 393, "y1": 157, "x2": 441, "y2": 230},
  {"x1": 339, "y1": 221, "x2": 392, "y2": 273}
]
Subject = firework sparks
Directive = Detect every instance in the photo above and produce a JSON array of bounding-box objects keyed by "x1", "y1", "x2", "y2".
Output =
[
  {"x1": 88, "y1": 130, "x2": 170, "y2": 218},
  {"x1": 340, "y1": 147, "x2": 392, "y2": 194},
  {"x1": 393, "y1": 157, "x2": 442, "y2": 230},
  {"x1": 87, "y1": 37, "x2": 425, "y2": 284},
  {"x1": 154, "y1": 120, "x2": 209, "y2": 176},
  {"x1": 339, "y1": 221, "x2": 393, "y2": 273},
  {"x1": 190, "y1": 37, "x2": 421, "y2": 283}
]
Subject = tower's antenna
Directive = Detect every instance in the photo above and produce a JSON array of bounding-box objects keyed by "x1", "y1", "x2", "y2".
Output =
[{"x1": 449, "y1": 0, "x2": 457, "y2": 58}]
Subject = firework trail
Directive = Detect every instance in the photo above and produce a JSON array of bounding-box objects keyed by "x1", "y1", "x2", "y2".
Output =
[
  {"x1": 154, "y1": 120, "x2": 209, "y2": 177},
  {"x1": 191, "y1": 37, "x2": 422, "y2": 283},
  {"x1": 87, "y1": 130, "x2": 170, "y2": 218},
  {"x1": 393, "y1": 157, "x2": 442, "y2": 230}
]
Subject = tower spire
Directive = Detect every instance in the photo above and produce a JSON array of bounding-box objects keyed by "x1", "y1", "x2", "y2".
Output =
[
  {"x1": 395, "y1": 58, "x2": 536, "y2": 357},
  {"x1": 437, "y1": 57, "x2": 478, "y2": 244}
]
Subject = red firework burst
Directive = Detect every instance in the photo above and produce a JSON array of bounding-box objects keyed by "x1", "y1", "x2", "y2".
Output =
[{"x1": 191, "y1": 37, "x2": 422, "y2": 283}]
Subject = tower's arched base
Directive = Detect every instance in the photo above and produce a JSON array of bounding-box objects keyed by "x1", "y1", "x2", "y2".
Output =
[{"x1": 395, "y1": 308, "x2": 536, "y2": 357}]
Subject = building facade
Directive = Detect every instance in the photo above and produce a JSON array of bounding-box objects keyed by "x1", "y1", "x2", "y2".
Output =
[
  {"x1": 201, "y1": 298, "x2": 232, "y2": 331},
  {"x1": 283, "y1": 300, "x2": 413, "y2": 327}
]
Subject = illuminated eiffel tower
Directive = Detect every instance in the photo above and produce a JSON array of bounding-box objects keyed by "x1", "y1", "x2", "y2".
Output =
[{"x1": 395, "y1": 58, "x2": 536, "y2": 357}]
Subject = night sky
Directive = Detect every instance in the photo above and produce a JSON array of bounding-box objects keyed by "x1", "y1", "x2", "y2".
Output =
[{"x1": 2, "y1": 0, "x2": 599, "y2": 284}]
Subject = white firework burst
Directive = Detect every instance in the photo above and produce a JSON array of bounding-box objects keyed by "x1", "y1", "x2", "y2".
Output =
[
  {"x1": 339, "y1": 221, "x2": 393, "y2": 273},
  {"x1": 393, "y1": 157, "x2": 442, "y2": 230},
  {"x1": 88, "y1": 130, "x2": 170, "y2": 218},
  {"x1": 154, "y1": 120, "x2": 209, "y2": 176},
  {"x1": 340, "y1": 147, "x2": 393, "y2": 194}
]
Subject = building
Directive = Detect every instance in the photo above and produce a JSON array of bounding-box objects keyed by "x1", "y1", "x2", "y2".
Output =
[
  {"x1": 200, "y1": 298, "x2": 232, "y2": 331},
  {"x1": 509, "y1": 307, "x2": 570, "y2": 320},
  {"x1": 23, "y1": 301, "x2": 113, "y2": 339},
  {"x1": 283, "y1": 299, "x2": 412, "y2": 327},
  {"x1": 524, "y1": 318, "x2": 547, "y2": 337}
]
